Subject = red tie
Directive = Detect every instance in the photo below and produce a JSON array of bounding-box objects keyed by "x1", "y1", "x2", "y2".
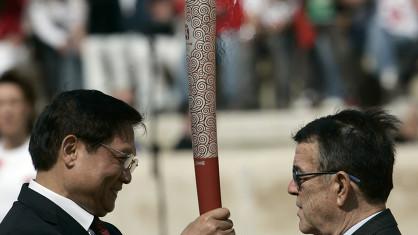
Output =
[{"x1": 91, "y1": 217, "x2": 111, "y2": 235}]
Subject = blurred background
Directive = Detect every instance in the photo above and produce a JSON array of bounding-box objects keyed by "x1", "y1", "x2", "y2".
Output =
[{"x1": 0, "y1": 0, "x2": 417, "y2": 234}]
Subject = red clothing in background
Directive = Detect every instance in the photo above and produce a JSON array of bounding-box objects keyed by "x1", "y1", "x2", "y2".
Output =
[
  {"x1": 0, "y1": 0, "x2": 26, "y2": 39},
  {"x1": 216, "y1": 0, "x2": 243, "y2": 33},
  {"x1": 173, "y1": 0, "x2": 244, "y2": 34}
]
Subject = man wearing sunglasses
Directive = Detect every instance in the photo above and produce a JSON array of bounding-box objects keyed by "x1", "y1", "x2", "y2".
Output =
[
  {"x1": 288, "y1": 109, "x2": 401, "y2": 235},
  {"x1": 0, "y1": 90, "x2": 234, "y2": 235}
]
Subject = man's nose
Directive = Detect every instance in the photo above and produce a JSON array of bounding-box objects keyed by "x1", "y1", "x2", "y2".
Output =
[
  {"x1": 121, "y1": 169, "x2": 132, "y2": 184},
  {"x1": 288, "y1": 179, "x2": 298, "y2": 196}
]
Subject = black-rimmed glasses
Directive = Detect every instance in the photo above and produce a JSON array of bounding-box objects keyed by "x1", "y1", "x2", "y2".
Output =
[
  {"x1": 100, "y1": 143, "x2": 139, "y2": 173},
  {"x1": 292, "y1": 168, "x2": 361, "y2": 190}
]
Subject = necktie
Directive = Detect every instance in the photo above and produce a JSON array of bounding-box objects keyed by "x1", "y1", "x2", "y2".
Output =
[{"x1": 90, "y1": 217, "x2": 111, "y2": 235}]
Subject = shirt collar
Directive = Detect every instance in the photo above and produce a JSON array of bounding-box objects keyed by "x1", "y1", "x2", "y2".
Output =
[
  {"x1": 343, "y1": 210, "x2": 383, "y2": 235},
  {"x1": 29, "y1": 179, "x2": 94, "y2": 231}
]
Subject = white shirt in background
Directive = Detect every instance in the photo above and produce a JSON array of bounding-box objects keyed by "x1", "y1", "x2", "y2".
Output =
[
  {"x1": 0, "y1": 138, "x2": 35, "y2": 221},
  {"x1": 378, "y1": 0, "x2": 418, "y2": 38}
]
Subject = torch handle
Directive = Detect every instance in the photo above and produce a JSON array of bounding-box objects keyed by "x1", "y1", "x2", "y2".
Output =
[{"x1": 194, "y1": 157, "x2": 222, "y2": 214}]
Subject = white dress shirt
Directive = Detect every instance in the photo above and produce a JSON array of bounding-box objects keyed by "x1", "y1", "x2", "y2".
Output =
[
  {"x1": 28, "y1": 180, "x2": 94, "y2": 232},
  {"x1": 343, "y1": 211, "x2": 383, "y2": 235}
]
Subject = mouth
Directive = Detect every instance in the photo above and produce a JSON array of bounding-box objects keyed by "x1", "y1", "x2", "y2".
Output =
[
  {"x1": 296, "y1": 205, "x2": 302, "y2": 218},
  {"x1": 110, "y1": 188, "x2": 121, "y2": 197}
]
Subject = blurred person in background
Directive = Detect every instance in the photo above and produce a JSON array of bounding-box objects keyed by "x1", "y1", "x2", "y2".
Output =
[
  {"x1": 0, "y1": 70, "x2": 36, "y2": 221},
  {"x1": 241, "y1": 0, "x2": 299, "y2": 109},
  {"x1": 216, "y1": 0, "x2": 247, "y2": 109},
  {"x1": 334, "y1": 0, "x2": 377, "y2": 107},
  {"x1": 288, "y1": 109, "x2": 401, "y2": 234},
  {"x1": 27, "y1": 0, "x2": 85, "y2": 99},
  {"x1": 303, "y1": 0, "x2": 346, "y2": 106},
  {"x1": 0, "y1": 0, "x2": 29, "y2": 76},
  {"x1": 82, "y1": 0, "x2": 135, "y2": 105},
  {"x1": 83, "y1": 0, "x2": 184, "y2": 112},
  {"x1": 0, "y1": 90, "x2": 235, "y2": 235},
  {"x1": 121, "y1": 0, "x2": 184, "y2": 112},
  {"x1": 364, "y1": 0, "x2": 418, "y2": 93}
]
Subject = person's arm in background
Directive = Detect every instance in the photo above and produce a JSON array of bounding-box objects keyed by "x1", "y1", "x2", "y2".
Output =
[
  {"x1": 66, "y1": 0, "x2": 87, "y2": 53},
  {"x1": 260, "y1": 0, "x2": 299, "y2": 33},
  {"x1": 27, "y1": 0, "x2": 68, "y2": 51},
  {"x1": 28, "y1": 0, "x2": 87, "y2": 54}
]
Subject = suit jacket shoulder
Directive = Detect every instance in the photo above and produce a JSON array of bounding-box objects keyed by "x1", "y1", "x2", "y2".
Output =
[
  {"x1": 353, "y1": 209, "x2": 401, "y2": 235},
  {"x1": 0, "y1": 184, "x2": 89, "y2": 235}
]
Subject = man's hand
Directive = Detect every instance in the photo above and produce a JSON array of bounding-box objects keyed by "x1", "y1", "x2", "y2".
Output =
[{"x1": 181, "y1": 208, "x2": 235, "y2": 235}]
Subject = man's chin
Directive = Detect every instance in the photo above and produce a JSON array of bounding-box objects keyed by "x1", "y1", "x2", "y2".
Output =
[
  {"x1": 95, "y1": 206, "x2": 112, "y2": 217},
  {"x1": 95, "y1": 201, "x2": 116, "y2": 217},
  {"x1": 299, "y1": 220, "x2": 315, "y2": 234},
  {"x1": 105, "y1": 202, "x2": 116, "y2": 214},
  {"x1": 299, "y1": 227, "x2": 314, "y2": 234}
]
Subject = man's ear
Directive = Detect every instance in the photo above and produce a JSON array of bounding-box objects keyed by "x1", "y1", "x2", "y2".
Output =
[
  {"x1": 61, "y1": 135, "x2": 78, "y2": 168},
  {"x1": 334, "y1": 172, "x2": 352, "y2": 207}
]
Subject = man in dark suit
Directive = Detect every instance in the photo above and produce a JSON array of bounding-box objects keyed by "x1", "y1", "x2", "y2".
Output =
[
  {"x1": 0, "y1": 90, "x2": 234, "y2": 235},
  {"x1": 288, "y1": 109, "x2": 401, "y2": 235}
]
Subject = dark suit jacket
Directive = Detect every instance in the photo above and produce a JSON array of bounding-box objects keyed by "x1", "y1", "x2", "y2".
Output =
[
  {"x1": 0, "y1": 183, "x2": 122, "y2": 235},
  {"x1": 353, "y1": 209, "x2": 401, "y2": 235}
]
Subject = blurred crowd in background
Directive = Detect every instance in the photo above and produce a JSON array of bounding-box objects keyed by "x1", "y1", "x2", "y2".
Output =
[
  {"x1": 0, "y1": 0, "x2": 416, "y2": 109},
  {"x1": 0, "y1": 0, "x2": 417, "y2": 132}
]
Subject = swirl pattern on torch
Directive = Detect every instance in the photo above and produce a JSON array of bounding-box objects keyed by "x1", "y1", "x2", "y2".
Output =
[{"x1": 185, "y1": 0, "x2": 218, "y2": 159}]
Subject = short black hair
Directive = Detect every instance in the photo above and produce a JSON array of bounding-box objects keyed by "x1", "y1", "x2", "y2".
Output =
[
  {"x1": 293, "y1": 109, "x2": 400, "y2": 204},
  {"x1": 0, "y1": 69, "x2": 37, "y2": 132},
  {"x1": 29, "y1": 90, "x2": 144, "y2": 171}
]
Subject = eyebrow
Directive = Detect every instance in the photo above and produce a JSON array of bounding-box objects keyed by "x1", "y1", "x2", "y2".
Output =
[
  {"x1": 110, "y1": 143, "x2": 134, "y2": 152},
  {"x1": 120, "y1": 147, "x2": 135, "y2": 153},
  {"x1": 293, "y1": 165, "x2": 311, "y2": 174},
  {"x1": 105, "y1": 144, "x2": 134, "y2": 156}
]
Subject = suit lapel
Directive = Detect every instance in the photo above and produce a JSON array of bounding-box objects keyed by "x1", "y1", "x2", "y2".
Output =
[{"x1": 18, "y1": 183, "x2": 90, "y2": 235}]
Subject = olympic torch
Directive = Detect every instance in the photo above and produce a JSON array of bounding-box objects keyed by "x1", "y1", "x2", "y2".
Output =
[{"x1": 185, "y1": 0, "x2": 221, "y2": 214}]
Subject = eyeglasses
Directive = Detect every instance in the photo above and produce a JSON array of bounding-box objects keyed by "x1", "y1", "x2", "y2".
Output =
[
  {"x1": 292, "y1": 168, "x2": 361, "y2": 190},
  {"x1": 100, "y1": 143, "x2": 139, "y2": 173}
]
